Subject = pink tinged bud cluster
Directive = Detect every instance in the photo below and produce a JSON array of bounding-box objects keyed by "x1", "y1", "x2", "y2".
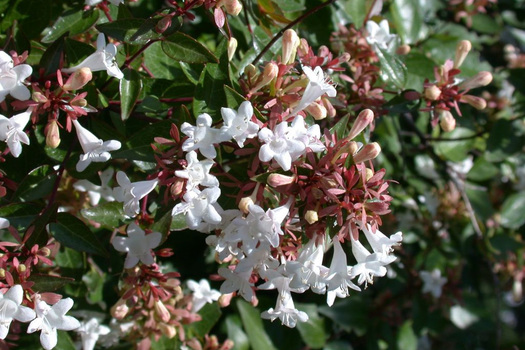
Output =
[
  {"x1": 0, "y1": 108, "x2": 32, "y2": 158},
  {"x1": 112, "y1": 222, "x2": 162, "y2": 269},
  {"x1": 73, "y1": 120, "x2": 121, "y2": 172},
  {"x1": 0, "y1": 51, "x2": 32, "y2": 102}
]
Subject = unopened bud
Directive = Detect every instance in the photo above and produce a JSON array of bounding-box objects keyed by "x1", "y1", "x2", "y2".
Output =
[
  {"x1": 208, "y1": 335, "x2": 220, "y2": 348},
  {"x1": 267, "y1": 173, "x2": 295, "y2": 187},
  {"x1": 220, "y1": 339, "x2": 235, "y2": 350},
  {"x1": 0, "y1": 268, "x2": 5, "y2": 278},
  {"x1": 321, "y1": 97, "x2": 336, "y2": 118},
  {"x1": 170, "y1": 178, "x2": 185, "y2": 197},
  {"x1": 63, "y1": 67, "x2": 92, "y2": 91},
  {"x1": 111, "y1": 298, "x2": 129, "y2": 319},
  {"x1": 305, "y1": 210, "x2": 318, "y2": 225},
  {"x1": 46, "y1": 120, "x2": 61, "y2": 149},
  {"x1": 458, "y1": 71, "x2": 493, "y2": 91},
  {"x1": 348, "y1": 141, "x2": 358, "y2": 156},
  {"x1": 460, "y1": 94, "x2": 487, "y2": 110},
  {"x1": 18, "y1": 264, "x2": 26, "y2": 273},
  {"x1": 424, "y1": 85, "x2": 441, "y2": 101},
  {"x1": 244, "y1": 64, "x2": 257, "y2": 79},
  {"x1": 298, "y1": 38, "x2": 309, "y2": 57},
  {"x1": 156, "y1": 16, "x2": 172, "y2": 34},
  {"x1": 353, "y1": 142, "x2": 381, "y2": 163},
  {"x1": 40, "y1": 247, "x2": 51, "y2": 257},
  {"x1": 396, "y1": 44, "x2": 411, "y2": 55},
  {"x1": 305, "y1": 102, "x2": 327, "y2": 120},
  {"x1": 282, "y1": 29, "x2": 300, "y2": 65},
  {"x1": 32, "y1": 91, "x2": 48, "y2": 103},
  {"x1": 159, "y1": 323, "x2": 177, "y2": 338},
  {"x1": 338, "y1": 52, "x2": 351, "y2": 63},
  {"x1": 348, "y1": 109, "x2": 374, "y2": 140},
  {"x1": 357, "y1": 168, "x2": 375, "y2": 187},
  {"x1": 220, "y1": 0, "x2": 242, "y2": 16},
  {"x1": 239, "y1": 196, "x2": 254, "y2": 214},
  {"x1": 250, "y1": 62, "x2": 278, "y2": 92},
  {"x1": 439, "y1": 110, "x2": 456, "y2": 132},
  {"x1": 218, "y1": 293, "x2": 233, "y2": 307},
  {"x1": 228, "y1": 37, "x2": 238, "y2": 61},
  {"x1": 154, "y1": 300, "x2": 171, "y2": 323},
  {"x1": 454, "y1": 40, "x2": 472, "y2": 69},
  {"x1": 71, "y1": 98, "x2": 87, "y2": 107}
]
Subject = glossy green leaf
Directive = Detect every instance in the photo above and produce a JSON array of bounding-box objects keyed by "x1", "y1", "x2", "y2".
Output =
[
  {"x1": 24, "y1": 203, "x2": 58, "y2": 250},
  {"x1": 376, "y1": 46, "x2": 407, "y2": 89},
  {"x1": 237, "y1": 300, "x2": 277, "y2": 350},
  {"x1": 329, "y1": 114, "x2": 350, "y2": 140},
  {"x1": 144, "y1": 42, "x2": 191, "y2": 80},
  {"x1": 42, "y1": 9, "x2": 100, "y2": 44},
  {"x1": 500, "y1": 192, "x2": 525, "y2": 229},
  {"x1": 0, "y1": 202, "x2": 41, "y2": 232},
  {"x1": 391, "y1": 0, "x2": 426, "y2": 44},
  {"x1": 467, "y1": 156, "x2": 499, "y2": 182},
  {"x1": 296, "y1": 304, "x2": 327, "y2": 348},
  {"x1": 226, "y1": 315, "x2": 250, "y2": 350},
  {"x1": 81, "y1": 201, "x2": 125, "y2": 229},
  {"x1": 64, "y1": 38, "x2": 96, "y2": 66},
  {"x1": 434, "y1": 128, "x2": 477, "y2": 162},
  {"x1": 170, "y1": 213, "x2": 188, "y2": 231},
  {"x1": 193, "y1": 62, "x2": 229, "y2": 117},
  {"x1": 120, "y1": 68, "x2": 143, "y2": 120},
  {"x1": 161, "y1": 33, "x2": 218, "y2": 64},
  {"x1": 28, "y1": 274, "x2": 74, "y2": 292},
  {"x1": 55, "y1": 330, "x2": 76, "y2": 350},
  {"x1": 343, "y1": 0, "x2": 372, "y2": 28},
  {"x1": 486, "y1": 119, "x2": 524, "y2": 162},
  {"x1": 14, "y1": 165, "x2": 57, "y2": 202},
  {"x1": 397, "y1": 321, "x2": 417, "y2": 350},
  {"x1": 187, "y1": 302, "x2": 222, "y2": 338},
  {"x1": 318, "y1": 297, "x2": 370, "y2": 335},
  {"x1": 96, "y1": 19, "x2": 145, "y2": 43},
  {"x1": 39, "y1": 35, "x2": 65, "y2": 76},
  {"x1": 48, "y1": 213, "x2": 108, "y2": 256}
]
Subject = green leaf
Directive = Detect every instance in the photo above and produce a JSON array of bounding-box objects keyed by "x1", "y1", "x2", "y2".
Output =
[
  {"x1": 226, "y1": 315, "x2": 250, "y2": 350},
  {"x1": 14, "y1": 165, "x2": 57, "y2": 202},
  {"x1": 343, "y1": 0, "x2": 371, "y2": 28},
  {"x1": 81, "y1": 201, "x2": 125, "y2": 228},
  {"x1": 27, "y1": 274, "x2": 74, "y2": 292},
  {"x1": 391, "y1": 0, "x2": 427, "y2": 44},
  {"x1": 55, "y1": 330, "x2": 76, "y2": 350},
  {"x1": 83, "y1": 265, "x2": 105, "y2": 304},
  {"x1": 318, "y1": 297, "x2": 370, "y2": 335},
  {"x1": 144, "y1": 42, "x2": 191, "y2": 80},
  {"x1": 296, "y1": 304, "x2": 327, "y2": 348},
  {"x1": 329, "y1": 114, "x2": 350, "y2": 140},
  {"x1": 42, "y1": 9, "x2": 100, "y2": 44},
  {"x1": 434, "y1": 128, "x2": 476, "y2": 162},
  {"x1": 128, "y1": 18, "x2": 163, "y2": 45},
  {"x1": 64, "y1": 38, "x2": 96, "y2": 66},
  {"x1": 39, "y1": 35, "x2": 65, "y2": 76},
  {"x1": 486, "y1": 119, "x2": 524, "y2": 162},
  {"x1": 0, "y1": 203, "x2": 41, "y2": 232},
  {"x1": 96, "y1": 19, "x2": 145, "y2": 43},
  {"x1": 152, "y1": 210, "x2": 172, "y2": 238},
  {"x1": 467, "y1": 156, "x2": 499, "y2": 182},
  {"x1": 170, "y1": 213, "x2": 188, "y2": 231},
  {"x1": 466, "y1": 187, "x2": 494, "y2": 221},
  {"x1": 237, "y1": 299, "x2": 277, "y2": 350},
  {"x1": 376, "y1": 46, "x2": 407, "y2": 89},
  {"x1": 396, "y1": 320, "x2": 417, "y2": 350},
  {"x1": 187, "y1": 303, "x2": 222, "y2": 338},
  {"x1": 161, "y1": 32, "x2": 218, "y2": 64},
  {"x1": 500, "y1": 192, "x2": 525, "y2": 229},
  {"x1": 48, "y1": 213, "x2": 108, "y2": 256},
  {"x1": 120, "y1": 68, "x2": 143, "y2": 120},
  {"x1": 24, "y1": 203, "x2": 58, "y2": 250}
]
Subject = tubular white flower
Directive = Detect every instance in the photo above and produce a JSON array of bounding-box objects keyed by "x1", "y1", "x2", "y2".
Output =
[
  {"x1": 0, "y1": 108, "x2": 32, "y2": 158},
  {"x1": 27, "y1": 298, "x2": 81, "y2": 350},
  {"x1": 172, "y1": 187, "x2": 222, "y2": 229},
  {"x1": 62, "y1": 34, "x2": 123, "y2": 79},
  {"x1": 326, "y1": 239, "x2": 360, "y2": 307},
  {"x1": 219, "y1": 101, "x2": 259, "y2": 147},
  {"x1": 420, "y1": 269, "x2": 447, "y2": 298},
  {"x1": 181, "y1": 113, "x2": 221, "y2": 159},
  {"x1": 0, "y1": 51, "x2": 32, "y2": 102},
  {"x1": 365, "y1": 19, "x2": 397, "y2": 51},
  {"x1": 86, "y1": 0, "x2": 123, "y2": 5},
  {"x1": 175, "y1": 151, "x2": 219, "y2": 190},
  {"x1": 72, "y1": 120, "x2": 121, "y2": 172},
  {"x1": 288, "y1": 239, "x2": 330, "y2": 294},
  {"x1": 76, "y1": 318, "x2": 110, "y2": 350},
  {"x1": 187, "y1": 279, "x2": 221, "y2": 313},
  {"x1": 361, "y1": 224, "x2": 402, "y2": 264},
  {"x1": 258, "y1": 121, "x2": 305, "y2": 171},
  {"x1": 74, "y1": 168, "x2": 115, "y2": 206},
  {"x1": 0, "y1": 285, "x2": 36, "y2": 339},
  {"x1": 113, "y1": 171, "x2": 158, "y2": 217},
  {"x1": 0, "y1": 218, "x2": 9, "y2": 230},
  {"x1": 350, "y1": 237, "x2": 388, "y2": 287},
  {"x1": 112, "y1": 222, "x2": 162, "y2": 268},
  {"x1": 292, "y1": 66, "x2": 336, "y2": 115}
]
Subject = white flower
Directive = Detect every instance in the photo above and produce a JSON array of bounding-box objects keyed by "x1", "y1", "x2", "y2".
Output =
[
  {"x1": 76, "y1": 318, "x2": 110, "y2": 350},
  {"x1": 289, "y1": 115, "x2": 325, "y2": 154},
  {"x1": 292, "y1": 66, "x2": 336, "y2": 115},
  {"x1": 175, "y1": 151, "x2": 218, "y2": 190},
  {"x1": 450, "y1": 305, "x2": 478, "y2": 329},
  {"x1": 0, "y1": 285, "x2": 36, "y2": 339},
  {"x1": 350, "y1": 237, "x2": 387, "y2": 287},
  {"x1": 187, "y1": 279, "x2": 221, "y2": 313},
  {"x1": 0, "y1": 51, "x2": 32, "y2": 102},
  {"x1": 219, "y1": 101, "x2": 259, "y2": 147},
  {"x1": 113, "y1": 172, "x2": 158, "y2": 217},
  {"x1": 86, "y1": 0, "x2": 123, "y2": 6},
  {"x1": 326, "y1": 239, "x2": 360, "y2": 306},
  {"x1": 62, "y1": 34, "x2": 123, "y2": 79},
  {"x1": 0, "y1": 218, "x2": 9, "y2": 230},
  {"x1": 72, "y1": 120, "x2": 121, "y2": 172},
  {"x1": 361, "y1": 224, "x2": 402, "y2": 265},
  {"x1": 181, "y1": 113, "x2": 221, "y2": 159},
  {"x1": 288, "y1": 239, "x2": 330, "y2": 294},
  {"x1": 27, "y1": 298, "x2": 81, "y2": 350},
  {"x1": 420, "y1": 269, "x2": 447, "y2": 298},
  {"x1": 112, "y1": 222, "x2": 162, "y2": 268},
  {"x1": 172, "y1": 187, "x2": 222, "y2": 229},
  {"x1": 365, "y1": 19, "x2": 397, "y2": 51},
  {"x1": 0, "y1": 108, "x2": 31, "y2": 158},
  {"x1": 74, "y1": 168, "x2": 115, "y2": 206},
  {"x1": 218, "y1": 266, "x2": 254, "y2": 302},
  {"x1": 258, "y1": 121, "x2": 305, "y2": 171}
]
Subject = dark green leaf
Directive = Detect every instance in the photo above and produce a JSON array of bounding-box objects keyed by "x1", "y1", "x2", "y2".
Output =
[
  {"x1": 467, "y1": 157, "x2": 499, "y2": 181},
  {"x1": 296, "y1": 304, "x2": 327, "y2": 348},
  {"x1": 187, "y1": 302, "x2": 222, "y2": 338},
  {"x1": 120, "y1": 68, "x2": 143, "y2": 120},
  {"x1": 237, "y1": 300, "x2": 277, "y2": 350},
  {"x1": 391, "y1": 0, "x2": 426, "y2": 44},
  {"x1": 500, "y1": 192, "x2": 525, "y2": 229},
  {"x1": 161, "y1": 32, "x2": 218, "y2": 64},
  {"x1": 96, "y1": 19, "x2": 145, "y2": 43},
  {"x1": 343, "y1": 0, "x2": 371, "y2": 28},
  {"x1": 28, "y1": 274, "x2": 74, "y2": 292},
  {"x1": 318, "y1": 297, "x2": 370, "y2": 334},
  {"x1": 64, "y1": 38, "x2": 96, "y2": 67},
  {"x1": 466, "y1": 187, "x2": 494, "y2": 221},
  {"x1": 170, "y1": 213, "x2": 188, "y2": 231},
  {"x1": 55, "y1": 330, "x2": 76, "y2": 350},
  {"x1": 0, "y1": 203, "x2": 41, "y2": 232},
  {"x1": 434, "y1": 128, "x2": 476, "y2": 162},
  {"x1": 329, "y1": 114, "x2": 350, "y2": 140},
  {"x1": 81, "y1": 201, "x2": 125, "y2": 229},
  {"x1": 376, "y1": 46, "x2": 407, "y2": 89},
  {"x1": 42, "y1": 9, "x2": 100, "y2": 44},
  {"x1": 128, "y1": 18, "x2": 163, "y2": 45},
  {"x1": 49, "y1": 213, "x2": 108, "y2": 256},
  {"x1": 396, "y1": 320, "x2": 417, "y2": 350},
  {"x1": 486, "y1": 119, "x2": 524, "y2": 162},
  {"x1": 226, "y1": 315, "x2": 250, "y2": 350},
  {"x1": 24, "y1": 203, "x2": 58, "y2": 249},
  {"x1": 14, "y1": 165, "x2": 57, "y2": 202},
  {"x1": 152, "y1": 210, "x2": 172, "y2": 238},
  {"x1": 39, "y1": 35, "x2": 65, "y2": 76},
  {"x1": 144, "y1": 42, "x2": 191, "y2": 80}
]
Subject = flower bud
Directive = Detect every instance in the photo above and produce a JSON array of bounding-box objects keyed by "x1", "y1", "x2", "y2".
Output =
[
  {"x1": 347, "y1": 141, "x2": 358, "y2": 156},
  {"x1": 353, "y1": 142, "x2": 381, "y2": 164},
  {"x1": 244, "y1": 64, "x2": 258, "y2": 80},
  {"x1": 424, "y1": 85, "x2": 441, "y2": 101},
  {"x1": 396, "y1": 44, "x2": 411, "y2": 55},
  {"x1": 454, "y1": 40, "x2": 472, "y2": 69},
  {"x1": 63, "y1": 67, "x2": 92, "y2": 91},
  {"x1": 305, "y1": 102, "x2": 327, "y2": 120},
  {"x1": 220, "y1": 0, "x2": 242, "y2": 16},
  {"x1": 18, "y1": 264, "x2": 26, "y2": 273},
  {"x1": 267, "y1": 173, "x2": 295, "y2": 187},
  {"x1": 159, "y1": 323, "x2": 177, "y2": 339},
  {"x1": 460, "y1": 94, "x2": 487, "y2": 110},
  {"x1": 71, "y1": 98, "x2": 88, "y2": 107},
  {"x1": 220, "y1": 340, "x2": 235, "y2": 350},
  {"x1": 40, "y1": 247, "x2": 51, "y2": 257},
  {"x1": 111, "y1": 298, "x2": 129, "y2": 319},
  {"x1": 170, "y1": 178, "x2": 185, "y2": 197},
  {"x1": 0, "y1": 268, "x2": 5, "y2": 278},
  {"x1": 46, "y1": 120, "x2": 61, "y2": 149},
  {"x1": 154, "y1": 300, "x2": 171, "y2": 323},
  {"x1": 282, "y1": 29, "x2": 300, "y2": 64},
  {"x1": 357, "y1": 168, "x2": 375, "y2": 187},
  {"x1": 32, "y1": 91, "x2": 48, "y2": 103},
  {"x1": 155, "y1": 16, "x2": 172, "y2": 34},
  {"x1": 458, "y1": 71, "x2": 493, "y2": 91},
  {"x1": 348, "y1": 109, "x2": 374, "y2": 140},
  {"x1": 321, "y1": 97, "x2": 336, "y2": 118},
  {"x1": 298, "y1": 38, "x2": 309, "y2": 57},
  {"x1": 228, "y1": 37, "x2": 238, "y2": 61},
  {"x1": 439, "y1": 110, "x2": 456, "y2": 132},
  {"x1": 250, "y1": 62, "x2": 278, "y2": 93},
  {"x1": 218, "y1": 293, "x2": 233, "y2": 307},
  {"x1": 238, "y1": 196, "x2": 254, "y2": 214},
  {"x1": 305, "y1": 210, "x2": 318, "y2": 225}
]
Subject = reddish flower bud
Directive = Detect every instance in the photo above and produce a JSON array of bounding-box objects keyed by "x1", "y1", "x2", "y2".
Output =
[
  {"x1": 396, "y1": 44, "x2": 411, "y2": 55},
  {"x1": 219, "y1": 0, "x2": 242, "y2": 16},
  {"x1": 63, "y1": 67, "x2": 92, "y2": 91},
  {"x1": 154, "y1": 300, "x2": 171, "y2": 323},
  {"x1": 305, "y1": 102, "x2": 327, "y2": 120},
  {"x1": 32, "y1": 91, "x2": 48, "y2": 103},
  {"x1": 282, "y1": 29, "x2": 300, "y2": 64},
  {"x1": 46, "y1": 120, "x2": 61, "y2": 149},
  {"x1": 250, "y1": 62, "x2": 278, "y2": 92},
  {"x1": 71, "y1": 98, "x2": 88, "y2": 107},
  {"x1": 267, "y1": 173, "x2": 295, "y2": 187},
  {"x1": 454, "y1": 40, "x2": 472, "y2": 68},
  {"x1": 424, "y1": 85, "x2": 441, "y2": 101},
  {"x1": 348, "y1": 109, "x2": 374, "y2": 140},
  {"x1": 111, "y1": 298, "x2": 129, "y2": 319},
  {"x1": 459, "y1": 71, "x2": 493, "y2": 91},
  {"x1": 353, "y1": 142, "x2": 381, "y2": 164},
  {"x1": 155, "y1": 16, "x2": 172, "y2": 34},
  {"x1": 460, "y1": 94, "x2": 487, "y2": 110},
  {"x1": 159, "y1": 323, "x2": 177, "y2": 339},
  {"x1": 439, "y1": 110, "x2": 456, "y2": 132}
]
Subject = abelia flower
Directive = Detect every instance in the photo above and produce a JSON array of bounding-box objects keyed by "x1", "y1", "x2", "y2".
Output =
[
  {"x1": 181, "y1": 113, "x2": 221, "y2": 159},
  {"x1": 172, "y1": 187, "x2": 222, "y2": 229},
  {"x1": 62, "y1": 34, "x2": 123, "y2": 79},
  {"x1": 288, "y1": 239, "x2": 330, "y2": 294},
  {"x1": 361, "y1": 224, "x2": 402, "y2": 264},
  {"x1": 292, "y1": 66, "x2": 337, "y2": 115},
  {"x1": 420, "y1": 269, "x2": 447, "y2": 298},
  {"x1": 27, "y1": 297, "x2": 81, "y2": 350},
  {"x1": 113, "y1": 172, "x2": 158, "y2": 217},
  {"x1": 0, "y1": 51, "x2": 32, "y2": 102},
  {"x1": 218, "y1": 266, "x2": 254, "y2": 302},
  {"x1": 289, "y1": 115, "x2": 325, "y2": 154},
  {"x1": 187, "y1": 279, "x2": 221, "y2": 312},
  {"x1": 74, "y1": 168, "x2": 115, "y2": 206},
  {"x1": 0, "y1": 108, "x2": 32, "y2": 158},
  {"x1": 112, "y1": 222, "x2": 162, "y2": 268},
  {"x1": 326, "y1": 239, "x2": 360, "y2": 306},
  {"x1": 0, "y1": 217, "x2": 9, "y2": 229},
  {"x1": 219, "y1": 101, "x2": 259, "y2": 147},
  {"x1": 0, "y1": 285, "x2": 36, "y2": 339},
  {"x1": 258, "y1": 121, "x2": 305, "y2": 171},
  {"x1": 365, "y1": 19, "x2": 397, "y2": 51},
  {"x1": 76, "y1": 318, "x2": 111, "y2": 350},
  {"x1": 86, "y1": 0, "x2": 123, "y2": 5},
  {"x1": 175, "y1": 151, "x2": 219, "y2": 190},
  {"x1": 350, "y1": 237, "x2": 387, "y2": 287},
  {"x1": 72, "y1": 120, "x2": 121, "y2": 172}
]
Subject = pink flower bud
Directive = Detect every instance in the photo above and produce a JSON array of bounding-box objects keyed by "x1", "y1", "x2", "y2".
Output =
[
  {"x1": 159, "y1": 323, "x2": 177, "y2": 339},
  {"x1": 454, "y1": 40, "x2": 472, "y2": 68},
  {"x1": 282, "y1": 29, "x2": 300, "y2": 64},
  {"x1": 219, "y1": 293, "x2": 233, "y2": 307},
  {"x1": 250, "y1": 62, "x2": 278, "y2": 92},
  {"x1": 111, "y1": 298, "x2": 129, "y2": 319},
  {"x1": 154, "y1": 300, "x2": 171, "y2": 323},
  {"x1": 348, "y1": 109, "x2": 374, "y2": 140},
  {"x1": 228, "y1": 37, "x2": 238, "y2": 61},
  {"x1": 46, "y1": 120, "x2": 61, "y2": 149},
  {"x1": 298, "y1": 38, "x2": 309, "y2": 56},
  {"x1": 305, "y1": 210, "x2": 319, "y2": 225},
  {"x1": 305, "y1": 102, "x2": 327, "y2": 120},
  {"x1": 63, "y1": 67, "x2": 92, "y2": 91},
  {"x1": 220, "y1": 0, "x2": 242, "y2": 16},
  {"x1": 353, "y1": 142, "x2": 381, "y2": 163},
  {"x1": 460, "y1": 94, "x2": 487, "y2": 110},
  {"x1": 424, "y1": 85, "x2": 441, "y2": 101},
  {"x1": 71, "y1": 98, "x2": 87, "y2": 107},
  {"x1": 32, "y1": 91, "x2": 48, "y2": 103},
  {"x1": 439, "y1": 110, "x2": 456, "y2": 132},
  {"x1": 238, "y1": 196, "x2": 254, "y2": 214},
  {"x1": 267, "y1": 173, "x2": 295, "y2": 187},
  {"x1": 155, "y1": 16, "x2": 172, "y2": 34},
  {"x1": 396, "y1": 44, "x2": 411, "y2": 55},
  {"x1": 459, "y1": 71, "x2": 493, "y2": 91}
]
